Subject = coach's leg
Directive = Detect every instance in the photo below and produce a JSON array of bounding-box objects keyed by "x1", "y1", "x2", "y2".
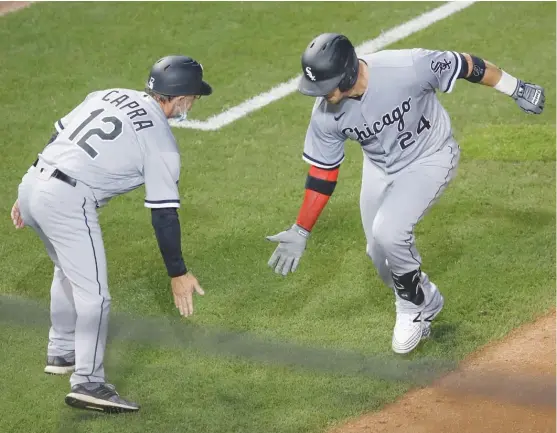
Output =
[
  {"x1": 49, "y1": 197, "x2": 111, "y2": 386},
  {"x1": 371, "y1": 142, "x2": 461, "y2": 353},
  {"x1": 18, "y1": 168, "x2": 76, "y2": 369},
  {"x1": 47, "y1": 196, "x2": 140, "y2": 412},
  {"x1": 38, "y1": 233, "x2": 78, "y2": 373},
  {"x1": 33, "y1": 227, "x2": 78, "y2": 362},
  {"x1": 27, "y1": 173, "x2": 111, "y2": 384},
  {"x1": 47, "y1": 265, "x2": 77, "y2": 360},
  {"x1": 26, "y1": 163, "x2": 138, "y2": 412}
]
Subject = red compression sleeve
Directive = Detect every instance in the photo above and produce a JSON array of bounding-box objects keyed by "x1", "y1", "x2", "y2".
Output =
[{"x1": 296, "y1": 165, "x2": 339, "y2": 232}]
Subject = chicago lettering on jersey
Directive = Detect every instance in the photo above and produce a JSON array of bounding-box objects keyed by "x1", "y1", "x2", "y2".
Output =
[
  {"x1": 102, "y1": 90, "x2": 154, "y2": 131},
  {"x1": 342, "y1": 97, "x2": 412, "y2": 142}
]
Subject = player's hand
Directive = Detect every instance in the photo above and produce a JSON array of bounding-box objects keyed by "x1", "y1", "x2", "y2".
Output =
[
  {"x1": 266, "y1": 224, "x2": 310, "y2": 276},
  {"x1": 10, "y1": 200, "x2": 25, "y2": 229},
  {"x1": 171, "y1": 272, "x2": 205, "y2": 317},
  {"x1": 512, "y1": 80, "x2": 545, "y2": 114}
]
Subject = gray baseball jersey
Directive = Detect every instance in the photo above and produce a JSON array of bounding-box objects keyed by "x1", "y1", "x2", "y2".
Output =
[
  {"x1": 302, "y1": 49, "x2": 463, "y2": 174},
  {"x1": 39, "y1": 88, "x2": 181, "y2": 208}
]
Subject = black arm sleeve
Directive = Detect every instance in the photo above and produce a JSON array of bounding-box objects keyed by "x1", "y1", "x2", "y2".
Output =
[{"x1": 151, "y1": 208, "x2": 187, "y2": 277}]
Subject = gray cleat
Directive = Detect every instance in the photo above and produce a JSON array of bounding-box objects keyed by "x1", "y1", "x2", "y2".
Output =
[
  {"x1": 65, "y1": 382, "x2": 140, "y2": 414},
  {"x1": 44, "y1": 355, "x2": 75, "y2": 375}
]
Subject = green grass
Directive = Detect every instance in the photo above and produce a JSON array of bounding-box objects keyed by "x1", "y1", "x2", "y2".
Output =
[{"x1": 0, "y1": 2, "x2": 555, "y2": 433}]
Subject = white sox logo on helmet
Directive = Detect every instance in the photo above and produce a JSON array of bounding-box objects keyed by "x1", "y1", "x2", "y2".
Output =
[{"x1": 305, "y1": 67, "x2": 316, "y2": 82}]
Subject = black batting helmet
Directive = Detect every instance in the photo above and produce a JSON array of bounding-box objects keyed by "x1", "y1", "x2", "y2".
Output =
[
  {"x1": 146, "y1": 55, "x2": 212, "y2": 97},
  {"x1": 298, "y1": 33, "x2": 359, "y2": 97}
]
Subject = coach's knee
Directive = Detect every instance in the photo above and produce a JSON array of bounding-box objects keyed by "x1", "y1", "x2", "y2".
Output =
[{"x1": 74, "y1": 291, "x2": 111, "y2": 319}]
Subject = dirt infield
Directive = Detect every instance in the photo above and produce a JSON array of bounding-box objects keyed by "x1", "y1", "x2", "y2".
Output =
[
  {"x1": 0, "y1": 1, "x2": 30, "y2": 15},
  {"x1": 331, "y1": 310, "x2": 556, "y2": 433}
]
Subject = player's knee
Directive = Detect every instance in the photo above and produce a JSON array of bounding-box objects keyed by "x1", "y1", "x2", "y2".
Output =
[
  {"x1": 365, "y1": 242, "x2": 382, "y2": 264},
  {"x1": 371, "y1": 219, "x2": 400, "y2": 252}
]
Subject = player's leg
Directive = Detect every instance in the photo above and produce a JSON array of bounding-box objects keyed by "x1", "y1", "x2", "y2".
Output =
[
  {"x1": 359, "y1": 154, "x2": 394, "y2": 289},
  {"x1": 371, "y1": 141, "x2": 461, "y2": 353}
]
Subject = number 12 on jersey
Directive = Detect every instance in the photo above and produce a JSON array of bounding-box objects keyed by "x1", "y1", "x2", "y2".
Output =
[
  {"x1": 68, "y1": 109, "x2": 123, "y2": 159},
  {"x1": 397, "y1": 115, "x2": 431, "y2": 150}
]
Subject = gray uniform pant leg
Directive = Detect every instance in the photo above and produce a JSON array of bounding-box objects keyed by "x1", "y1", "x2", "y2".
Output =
[
  {"x1": 360, "y1": 141, "x2": 460, "y2": 286},
  {"x1": 18, "y1": 175, "x2": 78, "y2": 357},
  {"x1": 359, "y1": 155, "x2": 394, "y2": 289},
  {"x1": 47, "y1": 265, "x2": 78, "y2": 358},
  {"x1": 18, "y1": 164, "x2": 111, "y2": 386}
]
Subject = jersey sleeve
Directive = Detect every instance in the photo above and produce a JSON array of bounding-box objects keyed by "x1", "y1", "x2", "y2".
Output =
[
  {"x1": 54, "y1": 91, "x2": 100, "y2": 133},
  {"x1": 142, "y1": 139, "x2": 181, "y2": 209},
  {"x1": 411, "y1": 49, "x2": 463, "y2": 94},
  {"x1": 302, "y1": 102, "x2": 346, "y2": 169}
]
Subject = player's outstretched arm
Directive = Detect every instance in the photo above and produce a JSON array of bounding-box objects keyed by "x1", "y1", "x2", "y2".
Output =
[
  {"x1": 151, "y1": 207, "x2": 204, "y2": 317},
  {"x1": 266, "y1": 165, "x2": 339, "y2": 276},
  {"x1": 459, "y1": 53, "x2": 545, "y2": 114}
]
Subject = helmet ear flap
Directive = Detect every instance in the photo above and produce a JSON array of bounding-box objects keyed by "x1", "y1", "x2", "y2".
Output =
[{"x1": 337, "y1": 50, "x2": 359, "y2": 93}]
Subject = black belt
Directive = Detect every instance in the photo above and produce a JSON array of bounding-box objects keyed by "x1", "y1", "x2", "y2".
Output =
[{"x1": 32, "y1": 159, "x2": 77, "y2": 187}]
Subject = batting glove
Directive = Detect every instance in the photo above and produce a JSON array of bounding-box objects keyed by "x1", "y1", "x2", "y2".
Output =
[
  {"x1": 266, "y1": 224, "x2": 310, "y2": 276},
  {"x1": 512, "y1": 80, "x2": 545, "y2": 114}
]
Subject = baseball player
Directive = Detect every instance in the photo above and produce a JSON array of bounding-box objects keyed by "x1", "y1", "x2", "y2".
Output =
[
  {"x1": 10, "y1": 56, "x2": 212, "y2": 412},
  {"x1": 266, "y1": 33, "x2": 545, "y2": 354}
]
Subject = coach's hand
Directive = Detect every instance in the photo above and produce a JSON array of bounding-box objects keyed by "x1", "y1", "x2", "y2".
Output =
[
  {"x1": 266, "y1": 224, "x2": 310, "y2": 276},
  {"x1": 512, "y1": 81, "x2": 545, "y2": 114},
  {"x1": 171, "y1": 272, "x2": 205, "y2": 317},
  {"x1": 11, "y1": 200, "x2": 25, "y2": 229}
]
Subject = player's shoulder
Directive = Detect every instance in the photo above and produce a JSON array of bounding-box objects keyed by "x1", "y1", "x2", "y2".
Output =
[
  {"x1": 309, "y1": 97, "x2": 345, "y2": 123},
  {"x1": 310, "y1": 97, "x2": 347, "y2": 116},
  {"x1": 362, "y1": 49, "x2": 416, "y2": 69},
  {"x1": 363, "y1": 48, "x2": 449, "y2": 69},
  {"x1": 305, "y1": 97, "x2": 347, "y2": 141}
]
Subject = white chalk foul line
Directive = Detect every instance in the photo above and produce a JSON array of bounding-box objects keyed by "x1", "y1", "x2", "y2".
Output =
[{"x1": 170, "y1": 1, "x2": 476, "y2": 131}]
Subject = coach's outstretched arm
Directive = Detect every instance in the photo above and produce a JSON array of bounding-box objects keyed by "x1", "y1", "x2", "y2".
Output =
[
  {"x1": 151, "y1": 208, "x2": 204, "y2": 316},
  {"x1": 457, "y1": 52, "x2": 545, "y2": 114},
  {"x1": 266, "y1": 164, "x2": 339, "y2": 276}
]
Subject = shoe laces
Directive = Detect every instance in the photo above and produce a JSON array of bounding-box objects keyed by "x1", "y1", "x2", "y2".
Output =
[{"x1": 104, "y1": 383, "x2": 119, "y2": 395}]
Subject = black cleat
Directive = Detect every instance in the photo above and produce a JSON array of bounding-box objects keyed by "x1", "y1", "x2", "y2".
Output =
[
  {"x1": 65, "y1": 383, "x2": 140, "y2": 414},
  {"x1": 44, "y1": 355, "x2": 75, "y2": 375}
]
